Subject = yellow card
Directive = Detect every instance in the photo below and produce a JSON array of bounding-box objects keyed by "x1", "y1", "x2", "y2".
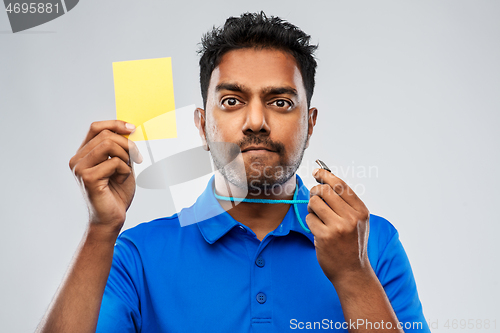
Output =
[{"x1": 113, "y1": 57, "x2": 177, "y2": 141}]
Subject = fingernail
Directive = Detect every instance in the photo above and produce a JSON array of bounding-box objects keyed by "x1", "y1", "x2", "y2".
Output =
[
  {"x1": 125, "y1": 123, "x2": 136, "y2": 131},
  {"x1": 313, "y1": 168, "x2": 320, "y2": 177},
  {"x1": 138, "y1": 151, "x2": 144, "y2": 164}
]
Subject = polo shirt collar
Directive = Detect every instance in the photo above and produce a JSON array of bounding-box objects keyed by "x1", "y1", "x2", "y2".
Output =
[{"x1": 195, "y1": 175, "x2": 314, "y2": 245}]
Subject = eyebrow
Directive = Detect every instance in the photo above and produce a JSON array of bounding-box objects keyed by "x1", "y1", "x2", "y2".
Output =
[
  {"x1": 215, "y1": 83, "x2": 246, "y2": 93},
  {"x1": 262, "y1": 86, "x2": 298, "y2": 97},
  {"x1": 215, "y1": 82, "x2": 298, "y2": 97}
]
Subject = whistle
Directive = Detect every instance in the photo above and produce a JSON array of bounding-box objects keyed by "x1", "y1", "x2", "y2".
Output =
[{"x1": 315, "y1": 159, "x2": 331, "y2": 173}]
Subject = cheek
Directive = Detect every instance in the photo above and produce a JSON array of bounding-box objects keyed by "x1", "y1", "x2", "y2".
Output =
[
  {"x1": 205, "y1": 118, "x2": 218, "y2": 140},
  {"x1": 204, "y1": 97, "x2": 221, "y2": 141},
  {"x1": 205, "y1": 113, "x2": 235, "y2": 143},
  {"x1": 206, "y1": 109, "x2": 242, "y2": 142},
  {"x1": 284, "y1": 117, "x2": 308, "y2": 152},
  {"x1": 289, "y1": 133, "x2": 306, "y2": 156},
  {"x1": 204, "y1": 109, "x2": 220, "y2": 140}
]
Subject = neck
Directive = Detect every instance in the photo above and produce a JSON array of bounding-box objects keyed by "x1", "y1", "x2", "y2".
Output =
[{"x1": 214, "y1": 171, "x2": 297, "y2": 241}]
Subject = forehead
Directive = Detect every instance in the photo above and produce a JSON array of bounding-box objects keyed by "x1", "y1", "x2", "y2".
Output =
[{"x1": 208, "y1": 48, "x2": 305, "y2": 95}]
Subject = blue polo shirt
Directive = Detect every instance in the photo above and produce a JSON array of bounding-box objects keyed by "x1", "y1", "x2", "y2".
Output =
[{"x1": 96, "y1": 175, "x2": 430, "y2": 332}]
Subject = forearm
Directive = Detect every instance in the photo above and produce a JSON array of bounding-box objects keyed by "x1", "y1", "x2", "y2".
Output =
[
  {"x1": 36, "y1": 224, "x2": 119, "y2": 333},
  {"x1": 333, "y1": 268, "x2": 404, "y2": 333}
]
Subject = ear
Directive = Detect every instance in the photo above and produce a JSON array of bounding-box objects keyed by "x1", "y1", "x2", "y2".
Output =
[
  {"x1": 194, "y1": 107, "x2": 209, "y2": 151},
  {"x1": 305, "y1": 107, "x2": 318, "y2": 149}
]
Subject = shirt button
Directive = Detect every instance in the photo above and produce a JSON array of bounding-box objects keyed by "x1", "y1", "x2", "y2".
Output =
[
  {"x1": 256, "y1": 292, "x2": 267, "y2": 304},
  {"x1": 238, "y1": 225, "x2": 247, "y2": 233},
  {"x1": 255, "y1": 256, "x2": 265, "y2": 268}
]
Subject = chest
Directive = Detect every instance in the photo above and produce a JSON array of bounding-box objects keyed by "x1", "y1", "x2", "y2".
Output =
[{"x1": 137, "y1": 233, "x2": 346, "y2": 332}]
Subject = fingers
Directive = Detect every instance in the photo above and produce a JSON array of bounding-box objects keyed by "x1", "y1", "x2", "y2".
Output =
[
  {"x1": 308, "y1": 168, "x2": 370, "y2": 228},
  {"x1": 72, "y1": 139, "x2": 131, "y2": 176},
  {"x1": 312, "y1": 168, "x2": 365, "y2": 213},
  {"x1": 80, "y1": 122, "x2": 143, "y2": 164},
  {"x1": 69, "y1": 120, "x2": 144, "y2": 193},
  {"x1": 70, "y1": 127, "x2": 143, "y2": 174},
  {"x1": 309, "y1": 184, "x2": 349, "y2": 219},
  {"x1": 305, "y1": 212, "x2": 328, "y2": 236},
  {"x1": 80, "y1": 157, "x2": 132, "y2": 187},
  {"x1": 307, "y1": 191, "x2": 339, "y2": 227},
  {"x1": 79, "y1": 120, "x2": 136, "y2": 149},
  {"x1": 306, "y1": 211, "x2": 352, "y2": 242}
]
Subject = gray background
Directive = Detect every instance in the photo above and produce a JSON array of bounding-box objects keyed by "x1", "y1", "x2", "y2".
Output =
[{"x1": 1, "y1": 1, "x2": 499, "y2": 332}]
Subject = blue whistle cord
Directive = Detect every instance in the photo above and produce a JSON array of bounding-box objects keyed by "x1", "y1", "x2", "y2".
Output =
[{"x1": 213, "y1": 185, "x2": 311, "y2": 233}]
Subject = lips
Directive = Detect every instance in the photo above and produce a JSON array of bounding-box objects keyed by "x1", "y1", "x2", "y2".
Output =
[{"x1": 241, "y1": 145, "x2": 275, "y2": 152}]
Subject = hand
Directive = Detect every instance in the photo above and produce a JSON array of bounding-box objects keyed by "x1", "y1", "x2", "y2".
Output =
[
  {"x1": 306, "y1": 168, "x2": 371, "y2": 284},
  {"x1": 69, "y1": 120, "x2": 143, "y2": 234}
]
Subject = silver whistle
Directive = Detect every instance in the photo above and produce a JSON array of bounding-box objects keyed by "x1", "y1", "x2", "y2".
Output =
[{"x1": 315, "y1": 159, "x2": 331, "y2": 173}]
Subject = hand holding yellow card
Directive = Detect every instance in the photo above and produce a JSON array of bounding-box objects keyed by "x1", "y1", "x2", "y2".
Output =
[{"x1": 113, "y1": 57, "x2": 177, "y2": 141}]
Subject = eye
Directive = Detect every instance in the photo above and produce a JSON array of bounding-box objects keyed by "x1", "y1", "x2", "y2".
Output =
[
  {"x1": 270, "y1": 99, "x2": 293, "y2": 109},
  {"x1": 221, "y1": 97, "x2": 243, "y2": 108}
]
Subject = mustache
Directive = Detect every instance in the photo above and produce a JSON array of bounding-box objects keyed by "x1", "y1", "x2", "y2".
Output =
[{"x1": 238, "y1": 135, "x2": 285, "y2": 154}]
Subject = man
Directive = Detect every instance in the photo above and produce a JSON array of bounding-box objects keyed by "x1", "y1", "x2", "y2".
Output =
[{"x1": 37, "y1": 12, "x2": 429, "y2": 332}]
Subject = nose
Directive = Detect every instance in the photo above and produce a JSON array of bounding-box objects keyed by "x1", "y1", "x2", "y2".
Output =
[{"x1": 242, "y1": 100, "x2": 270, "y2": 135}]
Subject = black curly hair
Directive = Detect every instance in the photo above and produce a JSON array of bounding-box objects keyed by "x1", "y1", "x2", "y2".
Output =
[{"x1": 198, "y1": 12, "x2": 318, "y2": 109}]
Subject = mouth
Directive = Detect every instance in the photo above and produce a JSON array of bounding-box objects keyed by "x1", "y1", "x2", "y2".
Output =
[{"x1": 241, "y1": 145, "x2": 276, "y2": 153}]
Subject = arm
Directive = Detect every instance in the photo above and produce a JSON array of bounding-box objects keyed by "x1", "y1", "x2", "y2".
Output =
[
  {"x1": 330, "y1": 266, "x2": 403, "y2": 332},
  {"x1": 306, "y1": 168, "x2": 404, "y2": 333},
  {"x1": 36, "y1": 120, "x2": 142, "y2": 333}
]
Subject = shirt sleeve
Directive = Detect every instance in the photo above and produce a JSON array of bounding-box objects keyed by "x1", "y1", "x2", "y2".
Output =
[
  {"x1": 96, "y1": 236, "x2": 143, "y2": 333},
  {"x1": 373, "y1": 226, "x2": 430, "y2": 332}
]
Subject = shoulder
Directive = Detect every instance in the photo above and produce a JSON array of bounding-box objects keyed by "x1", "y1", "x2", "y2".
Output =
[
  {"x1": 120, "y1": 213, "x2": 181, "y2": 239},
  {"x1": 116, "y1": 208, "x2": 201, "y2": 251},
  {"x1": 369, "y1": 213, "x2": 398, "y2": 239},
  {"x1": 367, "y1": 214, "x2": 401, "y2": 269}
]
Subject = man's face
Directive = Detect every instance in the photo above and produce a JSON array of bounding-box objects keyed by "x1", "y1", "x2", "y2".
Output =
[{"x1": 196, "y1": 48, "x2": 317, "y2": 192}]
